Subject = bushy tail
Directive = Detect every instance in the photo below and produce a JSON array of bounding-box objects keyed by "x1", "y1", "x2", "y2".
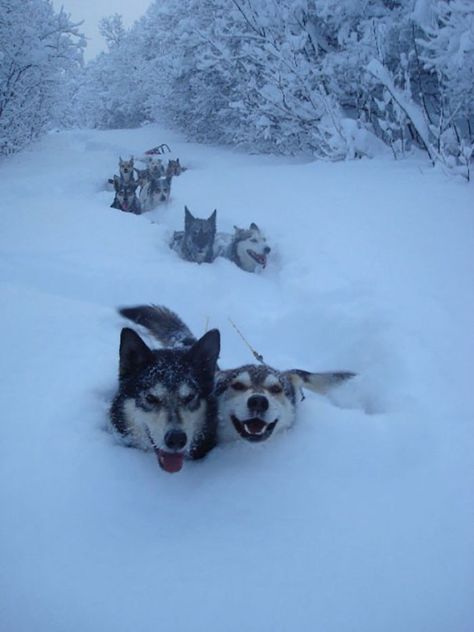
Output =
[{"x1": 118, "y1": 305, "x2": 196, "y2": 348}]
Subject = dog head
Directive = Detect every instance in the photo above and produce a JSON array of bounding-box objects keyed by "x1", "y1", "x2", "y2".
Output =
[
  {"x1": 183, "y1": 206, "x2": 217, "y2": 263},
  {"x1": 232, "y1": 223, "x2": 271, "y2": 272},
  {"x1": 215, "y1": 365, "x2": 355, "y2": 443},
  {"x1": 119, "y1": 156, "x2": 134, "y2": 179},
  {"x1": 146, "y1": 157, "x2": 165, "y2": 178},
  {"x1": 116, "y1": 327, "x2": 220, "y2": 473},
  {"x1": 112, "y1": 176, "x2": 139, "y2": 212},
  {"x1": 154, "y1": 175, "x2": 172, "y2": 202},
  {"x1": 166, "y1": 159, "x2": 184, "y2": 177}
]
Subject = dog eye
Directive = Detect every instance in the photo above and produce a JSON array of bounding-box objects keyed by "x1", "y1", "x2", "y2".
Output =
[
  {"x1": 180, "y1": 393, "x2": 196, "y2": 405},
  {"x1": 145, "y1": 394, "x2": 162, "y2": 405},
  {"x1": 268, "y1": 384, "x2": 283, "y2": 394},
  {"x1": 231, "y1": 381, "x2": 247, "y2": 391},
  {"x1": 250, "y1": 238, "x2": 258, "y2": 243}
]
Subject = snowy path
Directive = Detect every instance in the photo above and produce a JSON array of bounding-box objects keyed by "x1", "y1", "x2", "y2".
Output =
[{"x1": 0, "y1": 126, "x2": 473, "y2": 631}]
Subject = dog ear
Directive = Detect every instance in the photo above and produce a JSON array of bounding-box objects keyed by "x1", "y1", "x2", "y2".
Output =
[
  {"x1": 250, "y1": 222, "x2": 259, "y2": 231},
  {"x1": 185, "y1": 206, "x2": 194, "y2": 227},
  {"x1": 283, "y1": 369, "x2": 356, "y2": 394},
  {"x1": 186, "y1": 329, "x2": 220, "y2": 393},
  {"x1": 113, "y1": 175, "x2": 120, "y2": 191},
  {"x1": 118, "y1": 328, "x2": 154, "y2": 380},
  {"x1": 209, "y1": 209, "x2": 217, "y2": 224}
]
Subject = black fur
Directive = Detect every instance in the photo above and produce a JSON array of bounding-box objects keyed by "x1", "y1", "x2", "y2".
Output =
[
  {"x1": 170, "y1": 207, "x2": 217, "y2": 264},
  {"x1": 110, "y1": 325, "x2": 221, "y2": 462}
]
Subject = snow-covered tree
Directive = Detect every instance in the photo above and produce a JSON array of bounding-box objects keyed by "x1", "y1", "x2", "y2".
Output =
[
  {"x1": 69, "y1": 0, "x2": 473, "y2": 175},
  {"x1": 0, "y1": 0, "x2": 85, "y2": 156}
]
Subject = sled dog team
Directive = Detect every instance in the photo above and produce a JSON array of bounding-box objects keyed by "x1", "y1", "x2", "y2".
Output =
[
  {"x1": 109, "y1": 153, "x2": 272, "y2": 273},
  {"x1": 107, "y1": 148, "x2": 356, "y2": 474},
  {"x1": 110, "y1": 155, "x2": 181, "y2": 214}
]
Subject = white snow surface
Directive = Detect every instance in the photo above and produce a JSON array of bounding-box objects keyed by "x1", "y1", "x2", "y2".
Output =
[{"x1": 0, "y1": 125, "x2": 473, "y2": 632}]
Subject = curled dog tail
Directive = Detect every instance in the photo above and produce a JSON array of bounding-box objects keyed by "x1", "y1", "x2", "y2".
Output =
[{"x1": 118, "y1": 305, "x2": 196, "y2": 349}]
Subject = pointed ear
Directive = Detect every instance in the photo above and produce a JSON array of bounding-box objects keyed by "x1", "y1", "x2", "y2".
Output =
[
  {"x1": 185, "y1": 206, "x2": 193, "y2": 227},
  {"x1": 250, "y1": 222, "x2": 259, "y2": 231},
  {"x1": 284, "y1": 369, "x2": 356, "y2": 394},
  {"x1": 209, "y1": 209, "x2": 217, "y2": 223},
  {"x1": 186, "y1": 329, "x2": 220, "y2": 393},
  {"x1": 118, "y1": 327, "x2": 154, "y2": 380},
  {"x1": 113, "y1": 175, "x2": 120, "y2": 191}
]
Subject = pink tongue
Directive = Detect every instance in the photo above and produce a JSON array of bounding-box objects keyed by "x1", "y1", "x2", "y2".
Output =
[
  {"x1": 245, "y1": 419, "x2": 267, "y2": 434},
  {"x1": 158, "y1": 451, "x2": 184, "y2": 473}
]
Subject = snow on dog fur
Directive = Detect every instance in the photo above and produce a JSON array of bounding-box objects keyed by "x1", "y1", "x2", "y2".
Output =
[
  {"x1": 109, "y1": 324, "x2": 220, "y2": 474},
  {"x1": 118, "y1": 305, "x2": 356, "y2": 444}
]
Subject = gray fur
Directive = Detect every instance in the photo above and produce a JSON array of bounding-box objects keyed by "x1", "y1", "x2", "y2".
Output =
[
  {"x1": 119, "y1": 305, "x2": 356, "y2": 444},
  {"x1": 214, "y1": 223, "x2": 271, "y2": 273},
  {"x1": 109, "y1": 324, "x2": 220, "y2": 473},
  {"x1": 170, "y1": 207, "x2": 217, "y2": 264}
]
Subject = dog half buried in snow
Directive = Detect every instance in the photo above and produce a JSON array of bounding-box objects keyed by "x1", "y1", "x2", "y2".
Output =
[
  {"x1": 109, "y1": 318, "x2": 221, "y2": 474},
  {"x1": 170, "y1": 207, "x2": 271, "y2": 272},
  {"x1": 170, "y1": 206, "x2": 217, "y2": 264},
  {"x1": 114, "y1": 305, "x2": 355, "y2": 457},
  {"x1": 214, "y1": 222, "x2": 271, "y2": 272},
  {"x1": 110, "y1": 175, "x2": 141, "y2": 214}
]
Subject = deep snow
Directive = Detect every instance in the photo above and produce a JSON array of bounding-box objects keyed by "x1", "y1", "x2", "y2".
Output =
[{"x1": 0, "y1": 125, "x2": 473, "y2": 632}]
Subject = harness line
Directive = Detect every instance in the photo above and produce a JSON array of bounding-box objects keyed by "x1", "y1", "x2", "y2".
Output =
[{"x1": 228, "y1": 318, "x2": 265, "y2": 365}]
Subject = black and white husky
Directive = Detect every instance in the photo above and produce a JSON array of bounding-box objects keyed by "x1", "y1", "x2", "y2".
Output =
[
  {"x1": 119, "y1": 305, "x2": 355, "y2": 444},
  {"x1": 109, "y1": 324, "x2": 220, "y2": 474},
  {"x1": 215, "y1": 223, "x2": 271, "y2": 272},
  {"x1": 110, "y1": 176, "x2": 141, "y2": 214},
  {"x1": 170, "y1": 206, "x2": 217, "y2": 264}
]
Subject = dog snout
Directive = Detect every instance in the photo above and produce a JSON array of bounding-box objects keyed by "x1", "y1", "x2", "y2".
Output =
[
  {"x1": 164, "y1": 429, "x2": 187, "y2": 451},
  {"x1": 247, "y1": 394, "x2": 269, "y2": 415}
]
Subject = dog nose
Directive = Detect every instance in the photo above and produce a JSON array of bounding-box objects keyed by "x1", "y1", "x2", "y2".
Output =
[
  {"x1": 164, "y1": 429, "x2": 187, "y2": 451},
  {"x1": 247, "y1": 394, "x2": 269, "y2": 414},
  {"x1": 264, "y1": 246, "x2": 271, "y2": 254}
]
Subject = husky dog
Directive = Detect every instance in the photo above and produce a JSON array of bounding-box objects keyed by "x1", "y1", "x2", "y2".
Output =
[
  {"x1": 109, "y1": 324, "x2": 220, "y2": 474},
  {"x1": 139, "y1": 173, "x2": 172, "y2": 212},
  {"x1": 118, "y1": 156, "x2": 135, "y2": 184},
  {"x1": 110, "y1": 176, "x2": 141, "y2": 214},
  {"x1": 166, "y1": 158, "x2": 185, "y2": 177},
  {"x1": 119, "y1": 306, "x2": 356, "y2": 444},
  {"x1": 170, "y1": 206, "x2": 217, "y2": 264},
  {"x1": 215, "y1": 223, "x2": 271, "y2": 273}
]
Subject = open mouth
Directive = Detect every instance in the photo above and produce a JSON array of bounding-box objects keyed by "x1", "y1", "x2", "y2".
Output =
[
  {"x1": 247, "y1": 250, "x2": 267, "y2": 268},
  {"x1": 231, "y1": 415, "x2": 277, "y2": 442},
  {"x1": 147, "y1": 431, "x2": 185, "y2": 473},
  {"x1": 156, "y1": 449, "x2": 184, "y2": 473}
]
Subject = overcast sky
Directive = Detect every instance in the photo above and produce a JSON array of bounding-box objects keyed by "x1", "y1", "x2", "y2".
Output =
[{"x1": 53, "y1": 0, "x2": 152, "y2": 59}]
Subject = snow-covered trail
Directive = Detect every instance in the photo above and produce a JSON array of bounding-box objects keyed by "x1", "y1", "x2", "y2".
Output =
[{"x1": 0, "y1": 126, "x2": 473, "y2": 632}]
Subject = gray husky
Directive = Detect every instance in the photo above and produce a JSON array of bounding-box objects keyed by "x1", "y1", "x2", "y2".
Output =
[
  {"x1": 170, "y1": 206, "x2": 217, "y2": 264},
  {"x1": 109, "y1": 324, "x2": 220, "y2": 474},
  {"x1": 214, "y1": 223, "x2": 271, "y2": 272},
  {"x1": 110, "y1": 176, "x2": 141, "y2": 214},
  {"x1": 119, "y1": 306, "x2": 356, "y2": 444}
]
